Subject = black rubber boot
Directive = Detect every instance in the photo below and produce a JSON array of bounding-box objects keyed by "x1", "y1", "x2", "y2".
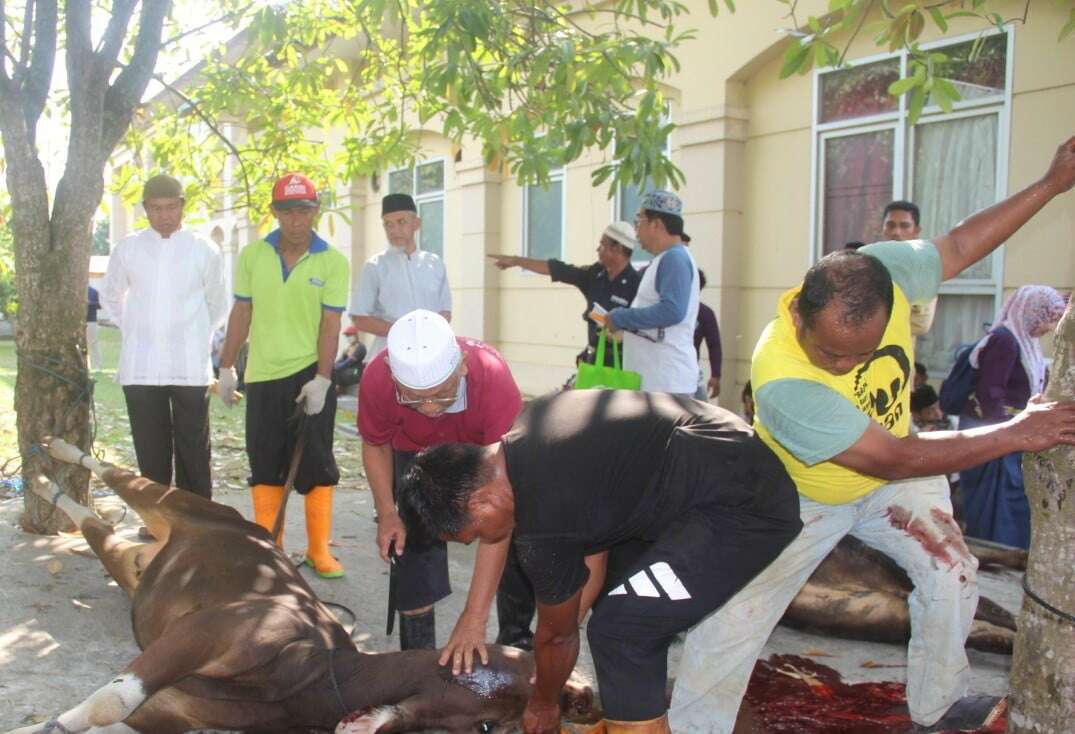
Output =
[{"x1": 399, "y1": 609, "x2": 436, "y2": 650}]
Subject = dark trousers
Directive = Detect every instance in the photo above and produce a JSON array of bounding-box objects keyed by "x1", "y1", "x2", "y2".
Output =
[
  {"x1": 244, "y1": 363, "x2": 339, "y2": 494},
  {"x1": 586, "y1": 431, "x2": 803, "y2": 720},
  {"x1": 122, "y1": 385, "x2": 212, "y2": 499}
]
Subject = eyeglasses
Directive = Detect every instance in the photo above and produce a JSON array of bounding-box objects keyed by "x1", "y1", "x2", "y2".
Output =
[{"x1": 394, "y1": 379, "x2": 462, "y2": 407}]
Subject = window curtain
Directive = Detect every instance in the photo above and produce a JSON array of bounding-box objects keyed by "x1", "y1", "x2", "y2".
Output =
[{"x1": 822, "y1": 129, "x2": 895, "y2": 254}]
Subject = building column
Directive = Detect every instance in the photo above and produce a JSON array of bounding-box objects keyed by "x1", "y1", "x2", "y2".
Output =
[
  {"x1": 453, "y1": 152, "x2": 504, "y2": 344},
  {"x1": 676, "y1": 87, "x2": 749, "y2": 405}
]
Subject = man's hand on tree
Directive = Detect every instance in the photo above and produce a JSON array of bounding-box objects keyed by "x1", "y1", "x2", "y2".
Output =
[{"x1": 1006, "y1": 395, "x2": 1075, "y2": 452}]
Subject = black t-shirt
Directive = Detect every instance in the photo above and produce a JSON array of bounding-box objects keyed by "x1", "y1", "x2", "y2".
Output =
[
  {"x1": 502, "y1": 390, "x2": 749, "y2": 605},
  {"x1": 548, "y1": 260, "x2": 641, "y2": 357}
]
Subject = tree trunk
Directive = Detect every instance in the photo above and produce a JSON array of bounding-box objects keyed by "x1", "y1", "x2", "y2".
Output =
[
  {"x1": 7, "y1": 166, "x2": 95, "y2": 533},
  {"x1": 1009, "y1": 300, "x2": 1075, "y2": 732}
]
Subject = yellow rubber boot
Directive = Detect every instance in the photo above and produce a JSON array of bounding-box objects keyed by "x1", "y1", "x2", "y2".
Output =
[
  {"x1": 250, "y1": 484, "x2": 286, "y2": 546},
  {"x1": 304, "y1": 485, "x2": 344, "y2": 578}
]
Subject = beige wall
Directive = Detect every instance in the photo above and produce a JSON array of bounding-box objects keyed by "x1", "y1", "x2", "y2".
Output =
[
  {"x1": 117, "y1": 1, "x2": 1075, "y2": 404},
  {"x1": 340, "y1": 0, "x2": 1075, "y2": 400}
]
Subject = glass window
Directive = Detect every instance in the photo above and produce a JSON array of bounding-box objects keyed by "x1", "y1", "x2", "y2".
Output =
[
  {"x1": 387, "y1": 160, "x2": 446, "y2": 255},
  {"x1": 525, "y1": 173, "x2": 564, "y2": 260},
  {"x1": 915, "y1": 294, "x2": 996, "y2": 378},
  {"x1": 912, "y1": 114, "x2": 998, "y2": 279},
  {"x1": 813, "y1": 31, "x2": 1009, "y2": 374},
  {"x1": 819, "y1": 58, "x2": 901, "y2": 124},
  {"x1": 418, "y1": 199, "x2": 444, "y2": 258},
  {"x1": 933, "y1": 34, "x2": 1007, "y2": 102},
  {"x1": 618, "y1": 180, "x2": 654, "y2": 263},
  {"x1": 388, "y1": 169, "x2": 413, "y2": 196},
  {"x1": 821, "y1": 129, "x2": 894, "y2": 254},
  {"x1": 416, "y1": 161, "x2": 445, "y2": 194}
]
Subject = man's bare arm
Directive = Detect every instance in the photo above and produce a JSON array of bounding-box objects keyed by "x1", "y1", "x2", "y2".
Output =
[
  {"x1": 351, "y1": 314, "x2": 392, "y2": 337},
  {"x1": 316, "y1": 310, "x2": 341, "y2": 378},
  {"x1": 219, "y1": 301, "x2": 252, "y2": 369},
  {"x1": 833, "y1": 399, "x2": 1075, "y2": 479}
]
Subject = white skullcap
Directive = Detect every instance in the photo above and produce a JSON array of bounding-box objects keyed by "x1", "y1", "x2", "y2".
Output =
[
  {"x1": 602, "y1": 221, "x2": 637, "y2": 250},
  {"x1": 387, "y1": 310, "x2": 462, "y2": 390}
]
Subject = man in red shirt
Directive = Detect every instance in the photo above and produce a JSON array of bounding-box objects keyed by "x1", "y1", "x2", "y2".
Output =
[{"x1": 359, "y1": 309, "x2": 529, "y2": 663}]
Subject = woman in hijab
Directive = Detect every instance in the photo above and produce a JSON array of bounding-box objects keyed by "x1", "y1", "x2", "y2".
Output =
[{"x1": 959, "y1": 285, "x2": 1067, "y2": 548}]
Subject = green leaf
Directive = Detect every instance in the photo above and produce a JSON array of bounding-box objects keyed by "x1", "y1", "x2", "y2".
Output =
[
  {"x1": 888, "y1": 75, "x2": 919, "y2": 96},
  {"x1": 1060, "y1": 10, "x2": 1075, "y2": 41},
  {"x1": 927, "y1": 6, "x2": 948, "y2": 33},
  {"x1": 907, "y1": 86, "x2": 926, "y2": 124},
  {"x1": 779, "y1": 41, "x2": 811, "y2": 79}
]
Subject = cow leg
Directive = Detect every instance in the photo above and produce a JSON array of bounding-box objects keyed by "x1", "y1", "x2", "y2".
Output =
[
  {"x1": 3, "y1": 607, "x2": 265, "y2": 734},
  {"x1": 29, "y1": 478, "x2": 158, "y2": 596},
  {"x1": 44, "y1": 438, "x2": 174, "y2": 543}
]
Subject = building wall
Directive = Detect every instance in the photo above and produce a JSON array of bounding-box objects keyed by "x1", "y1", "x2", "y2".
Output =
[{"x1": 112, "y1": 1, "x2": 1075, "y2": 403}]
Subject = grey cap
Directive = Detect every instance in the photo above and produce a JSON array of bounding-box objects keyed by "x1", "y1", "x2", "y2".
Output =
[{"x1": 142, "y1": 174, "x2": 184, "y2": 201}]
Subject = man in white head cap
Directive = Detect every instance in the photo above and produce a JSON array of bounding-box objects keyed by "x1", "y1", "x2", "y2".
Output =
[
  {"x1": 487, "y1": 221, "x2": 641, "y2": 367},
  {"x1": 357, "y1": 309, "x2": 529, "y2": 663}
]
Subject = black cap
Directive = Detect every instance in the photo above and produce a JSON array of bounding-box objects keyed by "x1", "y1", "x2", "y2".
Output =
[{"x1": 382, "y1": 193, "x2": 417, "y2": 217}]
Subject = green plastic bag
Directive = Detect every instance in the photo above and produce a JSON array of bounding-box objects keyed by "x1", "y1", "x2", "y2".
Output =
[{"x1": 575, "y1": 328, "x2": 642, "y2": 390}]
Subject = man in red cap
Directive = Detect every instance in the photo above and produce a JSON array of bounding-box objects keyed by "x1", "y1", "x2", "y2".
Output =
[{"x1": 217, "y1": 173, "x2": 350, "y2": 578}]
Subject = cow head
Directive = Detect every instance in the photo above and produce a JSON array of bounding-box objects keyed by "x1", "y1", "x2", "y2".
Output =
[{"x1": 336, "y1": 647, "x2": 593, "y2": 734}]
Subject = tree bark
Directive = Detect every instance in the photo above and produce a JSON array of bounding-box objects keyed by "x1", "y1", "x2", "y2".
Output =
[
  {"x1": 0, "y1": 0, "x2": 171, "y2": 533},
  {"x1": 1009, "y1": 300, "x2": 1075, "y2": 732}
]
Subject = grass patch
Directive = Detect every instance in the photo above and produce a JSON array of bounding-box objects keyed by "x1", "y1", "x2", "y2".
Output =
[{"x1": 0, "y1": 327, "x2": 367, "y2": 491}]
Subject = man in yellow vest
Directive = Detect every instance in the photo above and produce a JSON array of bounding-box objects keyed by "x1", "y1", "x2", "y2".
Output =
[{"x1": 670, "y1": 136, "x2": 1075, "y2": 732}]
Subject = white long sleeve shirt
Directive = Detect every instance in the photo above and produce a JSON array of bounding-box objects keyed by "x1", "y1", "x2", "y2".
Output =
[{"x1": 102, "y1": 228, "x2": 227, "y2": 386}]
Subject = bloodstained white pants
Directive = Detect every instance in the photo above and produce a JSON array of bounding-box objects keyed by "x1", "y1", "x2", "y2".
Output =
[{"x1": 669, "y1": 476, "x2": 978, "y2": 732}]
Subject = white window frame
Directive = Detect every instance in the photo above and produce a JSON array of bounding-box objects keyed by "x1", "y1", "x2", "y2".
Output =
[
  {"x1": 387, "y1": 157, "x2": 447, "y2": 256},
  {"x1": 809, "y1": 25, "x2": 1014, "y2": 309},
  {"x1": 521, "y1": 166, "x2": 567, "y2": 260}
]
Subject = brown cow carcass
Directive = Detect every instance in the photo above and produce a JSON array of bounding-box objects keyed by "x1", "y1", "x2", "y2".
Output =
[{"x1": 4, "y1": 439, "x2": 591, "y2": 734}]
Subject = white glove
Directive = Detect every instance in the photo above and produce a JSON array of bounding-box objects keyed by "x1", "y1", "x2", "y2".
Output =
[
  {"x1": 296, "y1": 374, "x2": 332, "y2": 415},
  {"x1": 217, "y1": 366, "x2": 239, "y2": 407}
]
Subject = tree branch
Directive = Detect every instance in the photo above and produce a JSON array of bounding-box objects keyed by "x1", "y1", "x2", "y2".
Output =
[
  {"x1": 17, "y1": 0, "x2": 32, "y2": 78},
  {"x1": 97, "y1": 0, "x2": 138, "y2": 64},
  {"x1": 23, "y1": 0, "x2": 58, "y2": 146},
  {"x1": 100, "y1": 0, "x2": 170, "y2": 156},
  {"x1": 152, "y1": 73, "x2": 254, "y2": 210}
]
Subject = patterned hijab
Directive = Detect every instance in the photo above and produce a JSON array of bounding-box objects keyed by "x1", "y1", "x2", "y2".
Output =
[{"x1": 970, "y1": 285, "x2": 1067, "y2": 393}]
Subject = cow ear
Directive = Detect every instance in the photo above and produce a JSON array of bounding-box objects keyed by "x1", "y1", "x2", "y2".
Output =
[{"x1": 336, "y1": 705, "x2": 401, "y2": 734}]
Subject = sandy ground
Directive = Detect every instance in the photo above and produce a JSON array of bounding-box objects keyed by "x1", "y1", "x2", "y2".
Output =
[{"x1": 0, "y1": 437, "x2": 1022, "y2": 733}]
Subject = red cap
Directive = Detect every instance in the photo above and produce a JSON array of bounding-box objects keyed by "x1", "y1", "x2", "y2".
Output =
[
  {"x1": 343, "y1": 325, "x2": 358, "y2": 336},
  {"x1": 271, "y1": 173, "x2": 319, "y2": 209}
]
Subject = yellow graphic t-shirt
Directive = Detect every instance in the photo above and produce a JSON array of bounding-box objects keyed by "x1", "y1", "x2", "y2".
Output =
[{"x1": 751, "y1": 241, "x2": 942, "y2": 504}]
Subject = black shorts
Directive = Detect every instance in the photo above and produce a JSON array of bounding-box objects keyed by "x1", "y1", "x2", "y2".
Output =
[
  {"x1": 244, "y1": 363, "x2": 339, "y2": 494},
  {"x1": 587, "y1": 432, "x2": 802, "y2": 720}
]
